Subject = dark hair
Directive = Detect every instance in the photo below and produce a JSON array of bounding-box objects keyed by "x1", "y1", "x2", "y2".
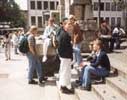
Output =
[{"x1": 5, "y1": 33, "x2": 9, "y2": 38}]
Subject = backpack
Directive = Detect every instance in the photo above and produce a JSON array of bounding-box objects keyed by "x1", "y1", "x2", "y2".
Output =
[{"x1": 18, "y1": 35, "x2": 29, "y2": 53}]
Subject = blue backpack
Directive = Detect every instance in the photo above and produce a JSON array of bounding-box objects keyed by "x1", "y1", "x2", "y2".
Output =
[{"x1": 18, "y1": 35, "x2": 29, "y2": 53}]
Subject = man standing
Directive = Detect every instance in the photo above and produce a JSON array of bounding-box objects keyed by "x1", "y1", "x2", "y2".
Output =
[
  {"x1": 26, "y1": 26, "x2": 43, "y2": 84},
  {"x1": 58, "y1": 20, "x2": 74, "y2": 94}
]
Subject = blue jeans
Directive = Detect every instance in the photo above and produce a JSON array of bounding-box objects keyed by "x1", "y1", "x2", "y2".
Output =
[
  {"x1": 82, "y1": 65, "x2": 109, "y2": 87},
  {"x1": 26, "y1": 52, "x2": 42, "y2": 81},
  {"x1": 73, "y1": 43, "x2": 82, "y2": 65}
]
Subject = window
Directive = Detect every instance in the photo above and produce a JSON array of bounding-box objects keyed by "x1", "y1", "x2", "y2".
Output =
[
  {"x1": 111, "y1": 3, "x2": 116, "y2": 11},
  {"x1": 117, "y1": 5, "x2": 122, "y2": 11},
  {"x1": 31, "y1": 16, "x2": 36, "y2": 25},
  {"x1": 37, "y1": 1, "x2": 42, "y2": 10},
  {"x1": 56, "y1": 1, "x2": 59, "y2": 9},
  {"x1": 105, "y1": 17, "x2": 109, "y2": 24},
  {"x1": 117, "y1": 17, "x2": 121, "y2": 26},
  {"x1": 93, "y1": 2, "x2": 98, "y2": 11},
  {"x1": 100, "y1": 3, "x2": 104, "y2": 11},
  {"x1": 111, "y1": 17, "x2": 115, "y2": 27},
  {"x1": 38, "y1": 16, "x2": 42, "y2": 27},
  {"x1": 43, "y1": 15, "x2": 50, "y2": 25},
  {"x1": 50, "y1": 1, "x2": 55, "y2": 10},
  {"x1": 30, "y1": 1, "x2": 35, "y2": 9},
  {"x1": 44, "y1": 1, "x2": 48, "y2": 10},
  {"x1": 56, "y1": 1, "x2": 59, "y2": 6},
  {"x1": 106, "y1": 3, "x2": 110, "y2": 11}
]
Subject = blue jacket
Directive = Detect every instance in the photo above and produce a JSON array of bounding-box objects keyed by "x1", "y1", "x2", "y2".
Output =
[{"x1": 90, "y1": 50, "x2": 110, "y2": 71}]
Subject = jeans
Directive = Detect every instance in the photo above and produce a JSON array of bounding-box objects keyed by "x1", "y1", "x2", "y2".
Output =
[
  {"x1": 110, "y1": 34, "x2": 120, "y2": 50},
  {"x1": 26, "y1": 52, "x2": 43, "y2": 81},
  {"x1": 14, "y1": 45, "x2": 18, "y2": 54},
  {"x1": 73, "y1": 43, "x2": 82, "y2": 65},
  {"x1": 82, "y1": 65, "x2": 109, "y2": 87}
]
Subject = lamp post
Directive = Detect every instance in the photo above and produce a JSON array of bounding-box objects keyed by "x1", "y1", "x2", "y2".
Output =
[{"x1": 98, "y1": 0, "x2": 101, "y2": 29}]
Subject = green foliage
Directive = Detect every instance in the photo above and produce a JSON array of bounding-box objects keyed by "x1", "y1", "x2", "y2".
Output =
[
  {"x1": 0, "y1": 0, "x2": 26, "y2": 28},
  {"x1": 113, "y1": 0, "x2": 127, "y2": 10}
]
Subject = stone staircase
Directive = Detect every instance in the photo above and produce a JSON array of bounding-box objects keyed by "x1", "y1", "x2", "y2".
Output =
[
  {"x1": 91, "y1": 50, "x2": 127, "y2": 100},
  {"x1": 53, "y1": 48, "x2": 127, "y2": 100}
]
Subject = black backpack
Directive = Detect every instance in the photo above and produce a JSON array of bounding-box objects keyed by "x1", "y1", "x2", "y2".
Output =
[{"x1": 18, "y1": 35, "x2": 29, "y2": 53}]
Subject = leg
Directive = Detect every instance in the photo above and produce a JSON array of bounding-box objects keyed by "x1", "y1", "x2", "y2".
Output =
[
  {"x1": 42, "y1": 38, "x2": 50, "y2": 62},
  {"x1": 27, "y1": 53, "x2": 36, "y2": 82},
  {"x1": 35, "y1": 57, "x2": 43, "y2": 82},
  {"x1": 82, "y1": 65, "x2": 97, "y2": 87},
  {"x1": 59, "y1": 58, "x2": 71, "y2": 88}
]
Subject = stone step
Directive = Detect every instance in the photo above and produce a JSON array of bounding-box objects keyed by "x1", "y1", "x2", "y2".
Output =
[
  {"x1": 75, "y1": 89, "x2": 99, "y2": 100},
  {"x1": 56, "y1": 81, "x2": 79, "y2": 100},
  {"x1": 92, "y1": 84, "x2": 126, "y2": 100},
  {"x1": 106, "y1": 77, "x2": 127, "y2": 99},
  {"x1": 108, "y1": 52, "x2": 127, "y2": 79},
  {"x1": 44, "y1": 77, "x2": 60, "y2": 100}
]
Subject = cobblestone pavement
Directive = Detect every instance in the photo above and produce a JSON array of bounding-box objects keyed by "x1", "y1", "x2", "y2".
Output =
[{"x1": 0, "y1": 47, "x2": 59, "y2": 100}]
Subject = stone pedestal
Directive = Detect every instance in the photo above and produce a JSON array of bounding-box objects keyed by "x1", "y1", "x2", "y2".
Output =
[{"x1": 34, "y1": 39, "x2": 60, "y2": 77}]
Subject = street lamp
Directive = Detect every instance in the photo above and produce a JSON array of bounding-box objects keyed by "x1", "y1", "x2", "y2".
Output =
[{"x1": 98, "y1": 0, "x2": 101, "y2": 29}]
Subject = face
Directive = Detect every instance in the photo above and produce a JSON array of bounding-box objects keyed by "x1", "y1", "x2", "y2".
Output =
[
  {"x1": 93, "y1": 43, "x2": 98, "y2": 52},
  {"x1": 64, "y1": 21, "x2": 73, "y2": 35},
  {"x1": 102, "y1": 22, "x2": 107, "y2": 27},
  {"x1": 32, "y1": 29, "x2": 38, "y2": 36}
]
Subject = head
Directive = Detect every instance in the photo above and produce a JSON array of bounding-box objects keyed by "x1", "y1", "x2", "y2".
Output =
[
  {"x1": 89, "y1": 41, "x2": 94, "y2": 51},
  {"x1": 48, "y1": 17, "x2": 55, "y2": 26},
  {"x1": 60, "y1": 17, "x2": 68, "y2": 27},
  {"x1": 93, "y1": 39, "x2": 103, "y2": 52},
  {"x1": 64, "y1": 20, "x2": 74, "y2": 36},
  {"x1": 101, "y1": 20, "x2": 107, "y2": 27},
  {"x1": 68, "y1": 15, "x2": 76, "y2": 25},
  {"x1": 29, "y1": 26, "x2": 38, "y2": 36}
]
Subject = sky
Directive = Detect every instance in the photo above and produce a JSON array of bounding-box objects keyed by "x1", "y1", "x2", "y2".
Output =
[{"x1": 14, "y1": 0, "x2": 27, "y2": 10}]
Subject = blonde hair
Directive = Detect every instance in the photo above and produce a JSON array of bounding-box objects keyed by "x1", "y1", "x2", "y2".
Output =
[
  {"x1": 94, "y1": 39, "x2": 103, "y2": 48},
  {"x1": 29, "y1": 26, "x2": 38, "y2": 33}
]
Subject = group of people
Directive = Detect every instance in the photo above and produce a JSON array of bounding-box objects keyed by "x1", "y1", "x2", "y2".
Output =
[
  {"x1": 97, "y1": 20, "x2": 126, "y2": 52},
  {"x1": 2, "y1": 15, "x2": 126, "y2": 94},
  {"x1": 24, "y1": 15, "x2": 112, "y2": 95},
  {"x1": 3, "y1": 29, "x2": 24, "y2": 60}
]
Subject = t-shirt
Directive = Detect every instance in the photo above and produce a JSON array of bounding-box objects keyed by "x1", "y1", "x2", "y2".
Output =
[{"x1": 27, "y1": 34, "x2": 36, "y2": 52}]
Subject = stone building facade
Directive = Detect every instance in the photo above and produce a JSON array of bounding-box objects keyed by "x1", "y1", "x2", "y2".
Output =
[{"x1": 28, "y1": 0, "x2": 59, "y2": 32}]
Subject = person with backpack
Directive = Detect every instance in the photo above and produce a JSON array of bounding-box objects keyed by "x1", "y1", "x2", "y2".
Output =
[{"x1": 26, "y1": 26, "x2": 43, "y2": 85}]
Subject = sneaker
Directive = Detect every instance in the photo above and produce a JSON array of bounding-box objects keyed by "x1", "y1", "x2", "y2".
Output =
[
  {"x1": 80, "y1": 85, "x2": 91, "y2": 91},
  {"x1": 60, "y1": 86, "x2": 75, "y2": 94},
  {"x1": 42, "y1": 77, "x2": 48, "y2": 81},
  {"x1": 28, "y1": 80, "x2": 38, "y2": 84},
  {"x1": 42, "y1": 56, "x2": 47, "y2": 62}
]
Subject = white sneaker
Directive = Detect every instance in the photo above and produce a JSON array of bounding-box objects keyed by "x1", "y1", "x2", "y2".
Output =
[{"x1": 42, "y1": 56, "x2": 47, "y2": 62}]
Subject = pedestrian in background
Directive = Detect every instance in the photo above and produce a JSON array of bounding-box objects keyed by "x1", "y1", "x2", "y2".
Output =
[
  {"x1": 4, "y1": 32, "x2": 11, "y2": 61},
  {"x1": 12, "y1": 31, "x2": 19, "y2": 54}
]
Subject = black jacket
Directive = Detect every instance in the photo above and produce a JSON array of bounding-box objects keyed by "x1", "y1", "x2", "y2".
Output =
[
  {"x1": 90, "y1": 50, "x2": 111, "y2": 71},
  {"x1": 58, "y1": 29, "x2": 73, "y2": 59}
]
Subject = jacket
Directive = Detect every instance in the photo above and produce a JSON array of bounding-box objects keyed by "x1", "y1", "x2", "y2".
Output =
[{"x1": 58, "y1": 28, "x2": 73, "y2": 59}]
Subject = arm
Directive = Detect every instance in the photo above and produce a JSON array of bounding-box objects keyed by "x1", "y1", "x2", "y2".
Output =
[{"x1": 90, "y1": 54, "x2": 102, "y2": 67}]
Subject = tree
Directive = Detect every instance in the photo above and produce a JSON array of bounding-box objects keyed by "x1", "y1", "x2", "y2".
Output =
[
  {"x1": 113, "y1": 0, "x2": 127, "y2": 10},
  {"x1": 0, "y1": 0, "x2": 26, "y2": 28}
]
